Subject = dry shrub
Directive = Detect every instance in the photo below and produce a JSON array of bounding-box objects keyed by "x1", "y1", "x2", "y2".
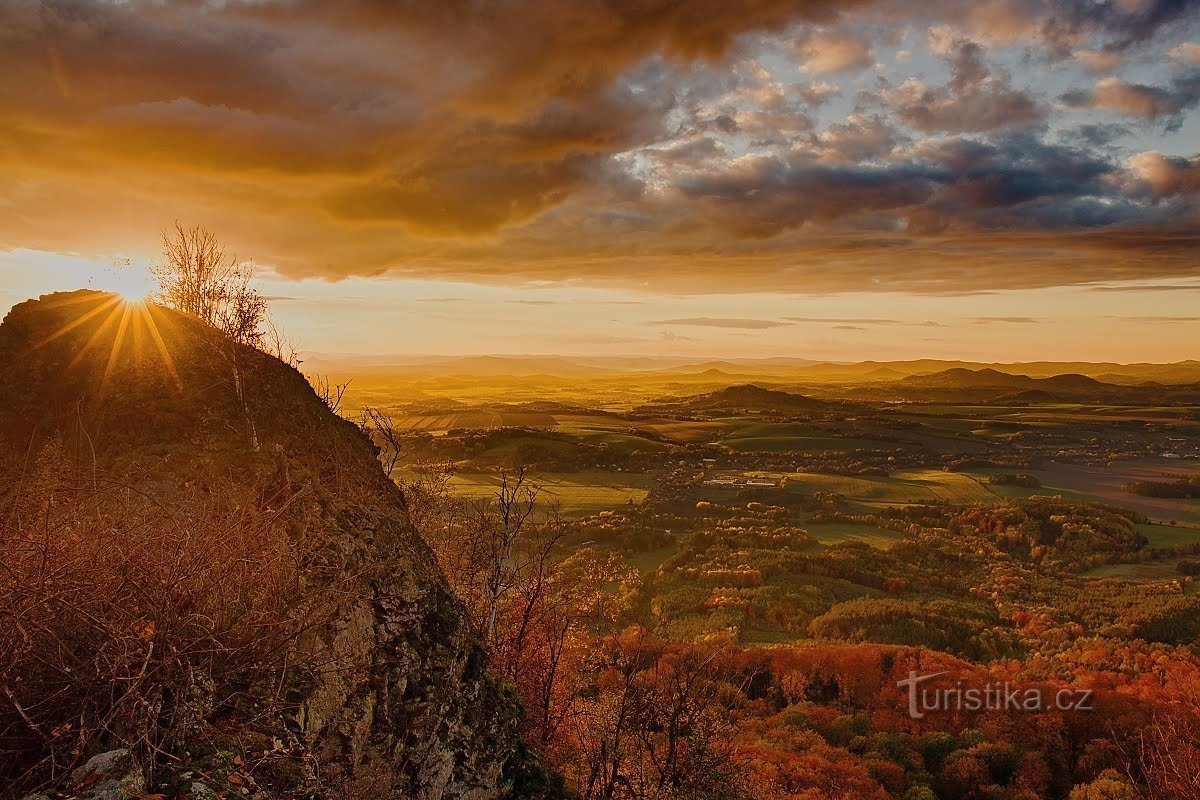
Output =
[{"x1": 0, "y1": 442, "x2": 311, "y2": 792}]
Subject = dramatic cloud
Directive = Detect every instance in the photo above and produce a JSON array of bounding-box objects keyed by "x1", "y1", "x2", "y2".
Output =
[
  {"x1": 1061, "y1": 71, "x2": 1200, "y2": 128},
  {"x1": 1127, "y1": 151, "x2": 1200, "y2": 198},
  {"x1": 1088, "y1": 283, "x2": 1200, "y2": 292},
  {"x1": 795, "y1": 31, "x2": 874, "y2": 73},
  {"x1": 879, "y1": 40, "x2": 1045, "y2": 133},
  {"x1": 0, "y1": 0, "x2": 1198, "y2": 295}
]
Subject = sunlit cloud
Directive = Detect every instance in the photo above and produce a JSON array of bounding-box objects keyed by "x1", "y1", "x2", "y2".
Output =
[{"x1": 0, "y1": 0, "x2": 1197, "y2": 363}]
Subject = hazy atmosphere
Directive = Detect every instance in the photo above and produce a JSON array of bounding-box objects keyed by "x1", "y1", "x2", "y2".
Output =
[{"x1": 2, "y1": 0, "x2": 1199, "y2": 360}]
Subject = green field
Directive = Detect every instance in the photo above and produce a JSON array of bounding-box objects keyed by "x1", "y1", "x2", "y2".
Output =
[
  {"x1": 1085, "y1": 559, "x2": 1183, "y2": 581},
  {"x1": 719, "y1": 422, "x2": 886, "y2": 453},
  {"x1": 739, "y1": 468, "x2": 998, "y2": 504},
  {"x1": 446, "y1": 470, "x2": 652, "y2": 516},
  {"x1": 556, "y1": 426, "x2": 675, "y2": 453},
  {"x1": 626, "y1": 542, "x2": 679, "y2": 574},
  {"x1": 639, "y1": 420, "x2": 729, "y2": 443},
  {"x1": 806, "y1": 521, "x2": 907, "y2": 550},
  {"x1": 963, "y1": 473, "x2": 1092, "y2": 504},
  {"x1": 1137, "y1": 522, "x2": 1200, "y2": 548}
]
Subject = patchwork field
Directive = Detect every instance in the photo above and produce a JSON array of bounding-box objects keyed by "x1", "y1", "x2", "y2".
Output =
[
  {"x1": 445, "y1": 470, "x2": 653, "y2": 517},
  {"x1": 1034, "y1": 461, "x2": 1200, "y2": 522},
  {"x1": 392, "y1": 410, "x2": 558, "y2": 430},
  {"x1": 722, "y1": 468, "x2": 999, "y2": 504},
  {"x1": 718, "y1": 422, "x2": 890, "y2": 453}
]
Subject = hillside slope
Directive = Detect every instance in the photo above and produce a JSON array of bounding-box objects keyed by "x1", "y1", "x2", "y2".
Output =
[
  {"x1": 638, "y1": 383, "x2": 833, "y2": 415},
  {"x1": 0, "y1": 291, "x2": 534, "y2": 799}
]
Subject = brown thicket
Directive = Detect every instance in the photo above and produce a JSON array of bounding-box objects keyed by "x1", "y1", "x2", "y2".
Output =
[
  {"x1": 0, "y1": 443, "x2": 312, "y2": 791},
  {"x1": 396, "y1": 464, "x2": 746, "y2": 797}
]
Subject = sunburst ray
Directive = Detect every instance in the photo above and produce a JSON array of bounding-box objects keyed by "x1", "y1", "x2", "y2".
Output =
[
  {"x1": 101, "y1": 303, "x2": 134, "y2": 389},
  {"x1": 34, "y1": 294, "x2": 122, "y2": 350},
  {"x1": 67, "y1": 300, "x2": 127, "y2": 371},
  {"x1": 141, "y1": 303, "x2": 183, "y2": 390}
]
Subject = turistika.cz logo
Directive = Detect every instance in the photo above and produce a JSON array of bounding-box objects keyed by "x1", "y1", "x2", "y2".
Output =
[{"x1": 897, "y1": 671, "x2": 1094, "y2": 720}]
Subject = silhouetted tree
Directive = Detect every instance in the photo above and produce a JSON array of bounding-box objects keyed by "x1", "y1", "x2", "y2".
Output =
[{"x1": 152, "y1": 223, "x2": 267, "y2": 449}]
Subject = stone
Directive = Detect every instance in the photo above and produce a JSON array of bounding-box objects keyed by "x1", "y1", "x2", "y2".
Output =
[{"x1": 67, "y1": 748, "x2": 144, "y2": 800}]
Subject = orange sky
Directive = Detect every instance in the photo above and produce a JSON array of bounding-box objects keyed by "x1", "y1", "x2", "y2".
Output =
[{"x1": 1, "y1": 1, "x2": 1198, "y2": 360}]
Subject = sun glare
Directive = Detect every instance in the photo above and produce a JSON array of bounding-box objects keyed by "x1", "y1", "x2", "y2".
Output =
[{"x1": 93, "y1": 263, "x2": 156, "y2": 304}]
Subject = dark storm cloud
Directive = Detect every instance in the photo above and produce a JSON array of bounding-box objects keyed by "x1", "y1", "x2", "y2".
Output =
[
  {"x1": 1083, "y1": 0, "x2": 1200, "y2": 51},
  {"x1": 872, "y1": 0, "x2": 1200, "y2": 55},
  {"x1": 672, "y1": 156, "x2": 941, "y2": 237},
  {"x1": 665, "y1": 129, "x2": 1142, "y2": 239},
  {"x1": 1071, "y1": 122, "x2": 1133, "y2": 147}
]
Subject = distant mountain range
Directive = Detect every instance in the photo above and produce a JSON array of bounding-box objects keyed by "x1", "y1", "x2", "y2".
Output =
[
  {"x1": 304, "y1": 353, "x2": 1200, "y2": 386},
  {"x1": 854, "y1": 367, "x2": 1200, "y2": 403}
]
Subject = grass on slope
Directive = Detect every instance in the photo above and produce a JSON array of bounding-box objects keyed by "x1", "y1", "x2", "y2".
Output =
[{"x1": 806, "y1": 522, "x2": 907, "y2": 550}]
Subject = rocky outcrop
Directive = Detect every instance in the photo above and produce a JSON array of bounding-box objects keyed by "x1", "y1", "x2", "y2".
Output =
[{"x1": 0, "y1": 291, "x2": 532, "y2": 799}]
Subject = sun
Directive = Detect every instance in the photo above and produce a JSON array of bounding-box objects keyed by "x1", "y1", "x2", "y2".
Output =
[
  {"x1": 34, "y1": 290, "x2": 184, "y2": 393},
  {"x1": 92, "y1": 262, "x2": 157, "y2": 304}
]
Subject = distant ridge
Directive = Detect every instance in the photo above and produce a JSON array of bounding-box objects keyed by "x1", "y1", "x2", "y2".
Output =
[
  {"x1": 900, "y1": 368, "x2": 1109, "y2": 391},
  {"x1": 639, "y1": 383, "x2": 831, "y2": 414},
  {"x1": 300, "y1": 352, "x2": 1200, "y2": 386}
]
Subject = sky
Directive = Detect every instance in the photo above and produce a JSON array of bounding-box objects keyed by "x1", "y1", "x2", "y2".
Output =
[{"x1": 1, "y1": 0, "x2": 1199, "y2": 361}]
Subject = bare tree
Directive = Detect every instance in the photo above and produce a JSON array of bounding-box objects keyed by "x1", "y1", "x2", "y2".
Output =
[
  {"x1": 263, "y1": 315, "x2": 301, "y2": 369},
  {"x1": 152, "y1": 222, "x2": 265, "y2": 345},
  {"x1": 477, "y1": 469, "x2": 546, "y2": 646},
  {"x1": 1122, "y1": 710, "x2": 1200, "y2": 800},
  {"x1": 310, "y1": 375, "x2": 350, "y2": 415},
  {"x1": 358, "y1": 407, "x2": 403, "y2": 477},
  {"x1": 152, "y1": 223, "x2": 268, "y2": 450}
]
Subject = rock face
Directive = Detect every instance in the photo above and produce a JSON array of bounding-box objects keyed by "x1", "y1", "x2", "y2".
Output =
[{"x1": 0, "y1": 292, "x2": 528, "y2": 799}]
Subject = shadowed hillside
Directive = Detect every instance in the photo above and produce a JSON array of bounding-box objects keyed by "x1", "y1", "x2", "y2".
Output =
[
  {"x1": 0, "y1": 291, "x2": 542, "y2": 799},
  {"x1": 638, "y1": 383, "x2": 835, "y2": 415}
]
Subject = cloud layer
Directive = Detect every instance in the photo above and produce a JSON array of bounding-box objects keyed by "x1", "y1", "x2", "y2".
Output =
[{"x1": 1, "y1": 0, "x2": 1198, "y2": 294}]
